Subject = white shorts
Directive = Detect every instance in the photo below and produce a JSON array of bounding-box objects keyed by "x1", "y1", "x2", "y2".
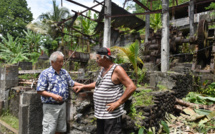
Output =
[{"x1": 42, "y1": 102, "x2": 67, "y2": 134}]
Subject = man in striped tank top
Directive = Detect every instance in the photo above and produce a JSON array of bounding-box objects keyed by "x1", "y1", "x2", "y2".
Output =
[{"x1": 73, "y1": 47, "x2": 136, "y2": 134}]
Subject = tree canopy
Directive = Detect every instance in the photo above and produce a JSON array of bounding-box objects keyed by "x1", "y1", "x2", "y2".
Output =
[{"x1": 0, "y1": 0, "x2": 33, "y2": 38}]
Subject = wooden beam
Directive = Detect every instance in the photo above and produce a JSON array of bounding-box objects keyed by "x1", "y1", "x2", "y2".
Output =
[
  {"x1": 66, "y1": 0, "x2": 100, "y2": 13},
  {"x1": 133, "y1": 0, "x2": 151, "y2": 11}
]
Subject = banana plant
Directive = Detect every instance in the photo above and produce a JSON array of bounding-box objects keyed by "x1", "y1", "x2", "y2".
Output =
[
  {"x1": 0, "y1": 33, "x2": 31, "y2": 64},
  {"x1": 22, "y1": 30, "x2": 45, "y2": 52}
]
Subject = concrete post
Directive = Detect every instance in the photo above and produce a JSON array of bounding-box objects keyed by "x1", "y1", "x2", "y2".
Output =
[
  {"x1": 0, "y1": 65, "x2": 18, "y2": 109},
  {"x1": 78, "y1": 68, "x2": 85, "y2": 79},
  {"x1": 161, "y1": 0, "x2": 170, "y2": 72},
  {"x1": 19, "y1": 91, "x2": 43, "y2": 134},
  {"x1": 103, "y1": 0, "x2": 111, "y2": 48},
  {"x1": 189, "y1": 0, "x2": 195, "y2": 36},
  {"x1": 145, "y1": 11, "x2": 150, "y2": 43}
]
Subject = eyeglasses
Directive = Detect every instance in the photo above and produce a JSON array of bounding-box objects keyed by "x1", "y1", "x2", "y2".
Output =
[{"x1": 95, "y1": 77, "x2": 102, "y2": 87}]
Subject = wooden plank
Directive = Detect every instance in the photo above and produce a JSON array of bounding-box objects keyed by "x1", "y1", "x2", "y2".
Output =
[
  {"x1": 18, "y1": 70, "x2": 43, "y2": 74},
  {"x1": 19, "y1": 70, "x2": 82, "y2": 75},
  {"x1": 19, "y1": 70, "x2": 97, "y2": 75},
  {"x1": 0, "y1": 119, "x2": 18, "y2": 134}
]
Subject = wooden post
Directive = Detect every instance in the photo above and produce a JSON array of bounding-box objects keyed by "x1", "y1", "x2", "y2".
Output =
[
  {"x1": 189, "y1": 0, "x2": 194, "y2": 36},
  {"x1": 161, "y1": 0, "x2": 170, "y2": 72},
  {"x1": 103, "y1": 0, "x2": 111, "y2": 48}
]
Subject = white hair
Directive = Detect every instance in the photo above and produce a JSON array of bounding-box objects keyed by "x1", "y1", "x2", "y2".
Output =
[{"x1": 49, "y1": 51, "x2": 64, "y2": 64}]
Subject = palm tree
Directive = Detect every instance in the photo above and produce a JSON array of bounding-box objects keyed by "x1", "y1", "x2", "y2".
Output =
[
  {"x1": 112, "y1": 40, "x2": 144, "y2": 75},
  {"x1": 38, "y1": 0, "x2": 70, "y2": 39}
]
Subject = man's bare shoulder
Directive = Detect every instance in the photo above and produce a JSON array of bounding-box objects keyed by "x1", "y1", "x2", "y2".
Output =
[{"x1": 114, "y1": 65, "x2": 126, "y2": 75}]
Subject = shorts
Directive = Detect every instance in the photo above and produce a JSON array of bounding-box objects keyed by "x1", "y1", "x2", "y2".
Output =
[
  {"x1": 42, "y1": 102, "x2": 67, "y2": 134},
  {"x1": 96, "y1": 116, "x2": 123, "y2": 134}
]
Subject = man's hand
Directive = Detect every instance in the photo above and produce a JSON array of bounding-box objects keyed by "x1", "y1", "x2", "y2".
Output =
[
  {"x1": 73, "y1": 85, "x2": 84, "y2": 93},
  {"x1": 52, "y1": 94, "x2": 63, "y2": 102},
  {"x1": 106, "y1": 101, "x2": 121, "y2": 112}
]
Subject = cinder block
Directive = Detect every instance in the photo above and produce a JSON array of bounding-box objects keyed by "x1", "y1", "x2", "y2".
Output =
[
  {"x1": 18, "y1": 62, "x2": 32, "y2": 70},
  {"x1": 0, "y1": 65, "x2": 18, "y2": 90}
]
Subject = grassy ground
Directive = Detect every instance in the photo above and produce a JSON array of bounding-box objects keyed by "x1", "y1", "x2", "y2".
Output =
[{"x1": 0, "y1": 113, "x2": 19, "y2": 130}]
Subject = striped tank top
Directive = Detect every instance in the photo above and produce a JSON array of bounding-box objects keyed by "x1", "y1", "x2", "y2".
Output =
[{"x1": 93, "y1": 64, "x2": 125, "y2": 119}]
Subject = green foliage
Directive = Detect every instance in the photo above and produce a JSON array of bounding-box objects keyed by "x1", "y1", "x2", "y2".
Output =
[
  {"x1": 0, "y1": 110, "x2": 19, "y2": 130},
  {"x1": 150, "y1": 13, "x2": 162, "y2": 32},
  {"x1": 198, "y1": 81, "x2": 215, "y2": 97},
  {"x1": 190, "y1": 117, "x2": 215, "y2": 133},
  {"x1": 43, "y1": 36, "x2": 58, "y2": 54},
  {"x1": 112, "y1": 40, "x2": 144, "y2": 75},
  {"x1": 117, "y1": 25, "x2": 136, "y2": 34},
  {"x1": 129, "y1": 89, "x2": 153, "y2": 127},
  {"x1": 129, "y1": 105, "x2": 145, "y2": 128},
  {"x1": 205, "y1": 2, "x2": 215, "y2": 10},
  {"x1": 22, "y1": 30, "x2": 47, "y2": 63},
  {"x1": 161, "y1": 120, "x2": 170, "y2": 134},
  {"x1": 73, "y1": 10, "x2": 99, "y2": 51},
  {"x1": 137, "y1": 68, "x2": 146, "y2": 85},
  {"x1": 133, "y1": 89, "x2": 153, "y2": 107},
  {"x1": 157, "y1": 84, "x2": 168, "y2": 91},
  {"x1": 7, "y1": 93, "x2": 15, "y2": 101},
  {"x1": 78, "y1": 10, "x2": 97, "y2": 36},
  {"x1": 90, "y1": 117, "x2": 97, "y2": 123},
  {"x1": 34, "y1": 1, "x2": 99, "y2": 52},
  {"x1": 138, "y1": 127, "x2": 144, "y2": 134},
  {"x1": 0, "y1": 33, "x2": 31, "y2": 64},
  {"x1": 180, "y1": 43, "x2": 193, "y2": 53},
  {"x1": 113, "y1": 55, "x2": 125, "y2": 64},
  {"x1": 0, "y1": 0, "x2": 33, "y2": 38},
  {"x1": 202, "y1": 82, "x2": 215, "y2": 96},
  {"x1": 18, "y1": 73, "x2": 39, "y2": 80},
  {"x1": 22, "y1": 30, "x2": 45, "y2": 52},
  {"x1": 184, "y1": 92, "x2": 215, "y2": 105},
  {"x1": 206, "y1": 2, "x2": 215, "y2": 29},
  {"x1": 137, "y1": 126, "x2": 153, "y2": 134}
]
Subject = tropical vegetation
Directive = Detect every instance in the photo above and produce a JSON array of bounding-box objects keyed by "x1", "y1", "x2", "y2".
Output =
[
  {"x1": 0, "y1": 33, "x2": 31, "y2": 64},
  {"x1": 0, "y1": 0, "x2": 215, "y2": 134},
  {"x1": 112, "y1": 40, "x2": 144, "y2": 75},
  {"x1": 0, "y1": 0, "x2": 33, "y2": 38}
]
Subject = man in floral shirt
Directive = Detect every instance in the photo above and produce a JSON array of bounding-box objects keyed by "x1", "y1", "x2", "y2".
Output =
[{"x1": 37, "y1": 51, "x2": 82, "y2": 134}]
